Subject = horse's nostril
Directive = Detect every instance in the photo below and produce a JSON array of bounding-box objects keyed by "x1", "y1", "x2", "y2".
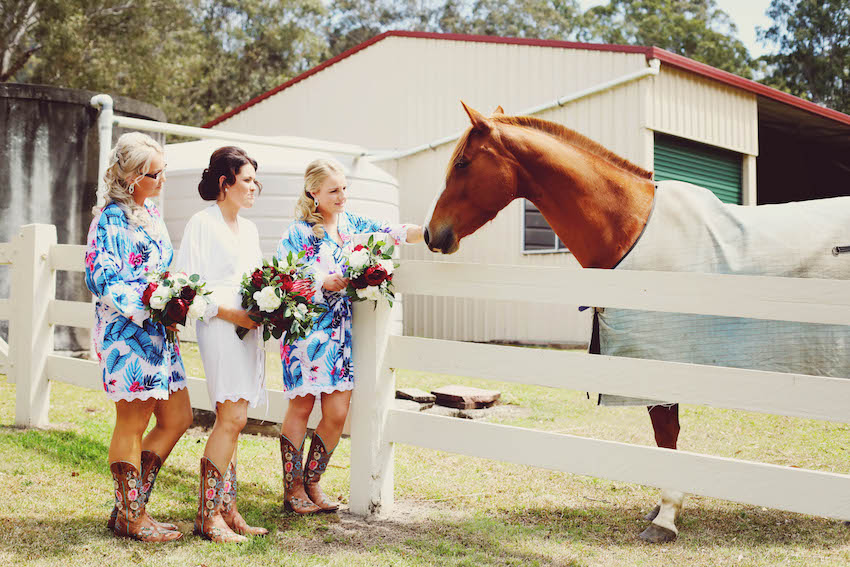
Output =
[{"x1": 423, "y1": 226, "x2": 430, "y2": 246}]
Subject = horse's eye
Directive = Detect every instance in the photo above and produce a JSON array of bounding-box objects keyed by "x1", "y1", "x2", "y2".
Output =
[{"x1": 455, "y1": 158, "x2": 469, "y2": 169}]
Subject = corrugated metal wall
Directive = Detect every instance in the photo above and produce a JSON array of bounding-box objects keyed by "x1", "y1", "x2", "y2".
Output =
[
  {"x1": 646, "y1": 67, "x2": 758, "y2": 159},
  {"x1": 216, "y1": 36, "x2": 760, "y2": 345}
]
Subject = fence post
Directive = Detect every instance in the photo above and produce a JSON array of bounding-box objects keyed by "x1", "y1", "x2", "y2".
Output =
[
  {"x1": 349, "y1": 300, "x2": 395, "y2": 516},
  {"x1": 11, "y1": 224, "x2": 57, "y2": 427}
]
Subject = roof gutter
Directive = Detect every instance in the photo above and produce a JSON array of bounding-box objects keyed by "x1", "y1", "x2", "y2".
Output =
[{"x1": 366, "y1": 58, "x2": 661, "y2": 162}]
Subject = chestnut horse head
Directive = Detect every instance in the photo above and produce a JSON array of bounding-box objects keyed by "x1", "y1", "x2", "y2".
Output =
[{"x1": 424, "y1": 102, "x2": 655, "y2": 269}]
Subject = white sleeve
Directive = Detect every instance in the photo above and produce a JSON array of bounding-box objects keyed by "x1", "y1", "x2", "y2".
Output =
[{"x1": 175, "y1": 214, "x2": 219, "y2": 320}]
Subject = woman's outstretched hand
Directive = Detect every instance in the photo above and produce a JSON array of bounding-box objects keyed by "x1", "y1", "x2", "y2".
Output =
[{"x1": 406, "y1": 225, "x2": 425, "y2": 243}]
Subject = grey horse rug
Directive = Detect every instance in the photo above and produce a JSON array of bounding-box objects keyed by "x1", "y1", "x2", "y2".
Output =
[{"x1": 594, "y1": 180, "x2": 850, "y2": 406}]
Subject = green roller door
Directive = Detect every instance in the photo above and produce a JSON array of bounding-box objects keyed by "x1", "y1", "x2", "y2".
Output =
[{"x1": 654, "y1": 133, "x2": 742, "y2": 204}]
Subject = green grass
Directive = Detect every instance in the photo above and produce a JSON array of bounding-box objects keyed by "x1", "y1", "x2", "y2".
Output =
[{"x1": 1, "y1": 346, "x2": 849, "y2": 566}]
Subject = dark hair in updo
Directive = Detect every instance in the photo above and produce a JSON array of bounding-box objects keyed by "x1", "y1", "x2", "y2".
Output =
[{"x1": 198, "y1": 146, "x2": 262, "y2": 201}]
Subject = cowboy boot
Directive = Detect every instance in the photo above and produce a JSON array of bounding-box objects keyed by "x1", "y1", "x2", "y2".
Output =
[
  {"x1": 220, "y1": 461, "x2": 269, "y2": 536},
  {"x1": 280, "y1": 434, "x2": 320, "y2": 514},
  {"x1": 303, "y1": 433, "x2": 340, "y2": 512},
  {"x1": 110, "y1": 461, "x2": 182, "y2": 542},
  {"x1": 108, "y1": 451, "x2": 178, "y2": 531},
  {"x1": 193, "y1": 456, "x2": 248, "y2": 543}
]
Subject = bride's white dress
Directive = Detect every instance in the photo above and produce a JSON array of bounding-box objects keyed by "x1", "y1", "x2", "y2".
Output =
[{"x1": 175, "y1": 204, "x2": 266, "y2": 407}]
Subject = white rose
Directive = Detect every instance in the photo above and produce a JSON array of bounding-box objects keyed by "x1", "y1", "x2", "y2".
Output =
[
  {"x1": 378, "y1": 258, "x2": 394, "y2": 276},
  {"x1": 149, "y1": 287, "x2": 172, "y2": 310},
  {"x1": 253, "y1": 286, "x2": 282, "y2": 312},
  {"x1": 188, "y1": 297, "x2": 207, "y2": 320},
  {"x1": 356, "y1": 285, "x2": 382, "y2": 301},
  {"x1": 348, "y1": 249, "x2": 370, "y2": 271}
]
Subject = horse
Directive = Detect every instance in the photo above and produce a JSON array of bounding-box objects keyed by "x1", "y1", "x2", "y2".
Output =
[{"x1": 423, "y1": 102, "x2": 850, "y2": 543}]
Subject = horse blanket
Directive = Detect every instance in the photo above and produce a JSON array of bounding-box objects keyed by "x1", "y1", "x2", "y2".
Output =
[{"x1": 596, "y1": 180, "x2": 850, "y2": 406}]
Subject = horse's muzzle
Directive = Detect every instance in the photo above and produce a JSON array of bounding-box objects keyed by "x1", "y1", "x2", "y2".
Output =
[{"x1": 425, "y1": 225, "x2": 459, "y2": 254}]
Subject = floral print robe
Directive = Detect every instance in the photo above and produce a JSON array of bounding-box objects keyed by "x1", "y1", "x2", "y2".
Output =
[
  {"x1": 84, "y1": 201, "x2": 187, "y2": 402},
  {"x1": 276, "y1": 212, "x2": 409, "y2": 398}
]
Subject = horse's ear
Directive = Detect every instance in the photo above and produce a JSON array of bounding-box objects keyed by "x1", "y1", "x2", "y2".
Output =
[
  {"x1": 492, "y1": 105, "x2": 505, "y2": 115},
  {"x1": 461, "y1": 101, "x2": 488, "y2": 130}
]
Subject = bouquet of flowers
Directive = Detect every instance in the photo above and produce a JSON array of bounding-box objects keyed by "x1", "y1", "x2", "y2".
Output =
[
  {"x1": 142, "y1": 271, "x2": 211, "y2": 343},
  {"x1": 238, "y1": 252, "x2": 325, "y2": 342},
  {"x1": 344, "y1": 234, "x2": 398, "y2": 306}
]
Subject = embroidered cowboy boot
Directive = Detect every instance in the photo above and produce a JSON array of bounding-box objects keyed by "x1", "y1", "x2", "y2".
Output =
[
  {"x1": 303, "y1": 433, "x2": 340, "y2": 512},
  {"x1": 193, "y1": 456, "x2": 248, "y2": 543},
  {"x1": 108, "y1": 451, "x2": 178, "y2": 531},
  {"x1": 280, "y1": 434, "x2": 320, "y2": 514},
  {"x1": 220, "y1": 461, "x2": 269, "y2": 536},
  {"x1": 110, "y1": 461, "x2": 182, "y2": 542}
]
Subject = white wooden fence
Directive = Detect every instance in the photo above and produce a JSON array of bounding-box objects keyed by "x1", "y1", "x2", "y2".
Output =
[{"x1": 3, "y1": 224, "x2": 850, "y2": 521}]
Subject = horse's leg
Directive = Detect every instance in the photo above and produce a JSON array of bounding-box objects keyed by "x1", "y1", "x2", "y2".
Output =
[{"x1": 640, "y1": 404, "x2": 684, "y2": 543}]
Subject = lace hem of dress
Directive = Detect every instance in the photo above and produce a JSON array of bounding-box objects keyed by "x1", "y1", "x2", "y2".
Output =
[
  {"x1": 106, "y1": 382, "x2": 186, "y2": 403},
  {"x1": 281, "y1": 381, "x2": 354, "y2": 400},
  {"x1": 211, "y1": 391, "x2": 268, "y2": 408}
]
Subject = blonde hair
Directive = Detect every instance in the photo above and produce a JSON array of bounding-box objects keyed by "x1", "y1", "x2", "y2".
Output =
[
  {"x1": 296, "y1": 158, "x2": 346, "y2": 238},
  {"x1": 96, "y1": 132, "x2": 163, "y2": 230}
]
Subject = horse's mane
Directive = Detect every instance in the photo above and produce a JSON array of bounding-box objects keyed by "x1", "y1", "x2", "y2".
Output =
[{"x1": 493, "y1": 115, "x2": 653, "y2": 180}]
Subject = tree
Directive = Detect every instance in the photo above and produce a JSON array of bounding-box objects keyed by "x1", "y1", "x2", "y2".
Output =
[
  {"x1": 324, "y1": 0, "x2": 583, "y2": 58},
  {"x1": 3, "y1": 0, "x2": 202, "y2": 118},
  {"x1": 758, "y1": 0, "x2": 850, "y2": 113},
  {"x1": 439, "y1": 0, "x2": 582, "y2": 40},
  {"x1": 1, "y1": 1, "x2": 39, "y2": 81},
  {"x1": 2, "y1": 0, "x2": 328, "y2": 125},
  {"x1": 185, "y1": 0, "x2": 327, "y2": 125},
  {"x1": 580, "y1": 0, "x2": 754, "y2": 78}
]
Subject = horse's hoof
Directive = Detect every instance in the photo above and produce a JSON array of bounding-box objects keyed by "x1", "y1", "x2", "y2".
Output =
[
  {"x1": 844, "y1": 521, "x2": 850, "y2": 527},
  {"x1": 645, "y1": 505, "x2": 660, "y2": 522},
  {"x1": 639, "y1": 523, "x2": 677, "y2": 543}
]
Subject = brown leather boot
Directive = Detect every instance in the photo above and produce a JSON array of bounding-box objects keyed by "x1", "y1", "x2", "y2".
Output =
[
  {"x1": 303, "y1": 433, "x2": 340, "y2": 512},
  {"x1": 280, "y1": 434, "x2": 320, "y2": 514},
  {"x1": 110, "y1": 461, "x2": 182, "y2": 542},
  {"x1": 193, "y1": 456, "x2": 248, "y2": 543},
  {"x1": 220, "y1": 461, "x2": 269, "y2": 536},
  {"x1": 108, "y1": 451, "x2": 178, "y2": 531}
]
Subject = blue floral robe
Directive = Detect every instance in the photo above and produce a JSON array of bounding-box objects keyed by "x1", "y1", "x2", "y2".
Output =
[
  {"x1": 276, "y1": 212, "x2": 408, "y2": 398},
  {"x1": 84, "y1": 201, "x2": 187, "y2": 402}
]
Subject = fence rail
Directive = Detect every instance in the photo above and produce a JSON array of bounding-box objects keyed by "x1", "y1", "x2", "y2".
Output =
[{"x1": 2, "y1": 223, "x2": 850, "y2": 521}]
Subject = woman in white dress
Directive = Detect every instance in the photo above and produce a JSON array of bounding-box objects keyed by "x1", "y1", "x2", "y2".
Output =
[{"x1": 175, "y1": 146, "x2": 268, "y2": 542}]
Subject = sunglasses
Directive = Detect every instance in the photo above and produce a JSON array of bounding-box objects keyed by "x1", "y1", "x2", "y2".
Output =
[{"x1": 143, "y1": 166, "x2": 166, "y2": 181}]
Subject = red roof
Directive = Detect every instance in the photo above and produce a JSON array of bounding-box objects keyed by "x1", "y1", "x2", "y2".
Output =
[{"x1": 203, "y1": 30, "x2": 850, "y2": 129}]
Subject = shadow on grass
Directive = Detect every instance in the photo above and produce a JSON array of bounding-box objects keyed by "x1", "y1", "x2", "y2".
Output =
[
  {"x1": 3, "y1": 426, "x2": 847, "y2": 565},
  {"x1": 1, "y1": 498, "x2": 847, "y2": 566}
]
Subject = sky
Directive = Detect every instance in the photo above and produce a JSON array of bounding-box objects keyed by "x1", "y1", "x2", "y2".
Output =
[{"x1": 578, "y1": 0, "x2": 774, "y2": 58}]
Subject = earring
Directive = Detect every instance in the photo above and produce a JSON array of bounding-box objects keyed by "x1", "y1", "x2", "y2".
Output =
[
  {"x1": 128, "y1": 185, "x2": 135, "y2": 195},
  {"x1": 314, "y1": 199, "x2": 319, "y2": 208}
]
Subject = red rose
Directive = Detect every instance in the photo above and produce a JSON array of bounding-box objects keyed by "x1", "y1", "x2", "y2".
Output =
[
  {"x1": 142, "y1": 282, "x2": 158, "y2": 306},
  {"x1": 251, "y1": 269, "x2": 264, "y2": 288},
  {"x1": 353, "y1": 244, "x2": 365, "y2": 252},
  {"x1": 165, "y1": 298, "x2": 190, "y2": 325},
  {"x1": 280, "y1": 274, "x2": 294, "y2": 292},
  {"x1": 364, "y1": 265, "x2": 388, "y2": 286},
  {"x1": 350, "y1": 274, "x2": 369, "y2": 289},
  {"x1": 180, "y1": 286, "x2": 196, "y2": 302}
]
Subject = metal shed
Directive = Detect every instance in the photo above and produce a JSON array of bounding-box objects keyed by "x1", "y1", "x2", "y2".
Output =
[{"x1": 203, "y1": 31, "x2": 850, "y2": 346}]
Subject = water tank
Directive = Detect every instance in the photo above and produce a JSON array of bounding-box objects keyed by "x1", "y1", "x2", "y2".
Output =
[
  {"x1": 163, "y1": 139, "x2": 404, "y2": 334},
  {"x1": 0, "y1": 84, "x2": 165, "y2": 351}
]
